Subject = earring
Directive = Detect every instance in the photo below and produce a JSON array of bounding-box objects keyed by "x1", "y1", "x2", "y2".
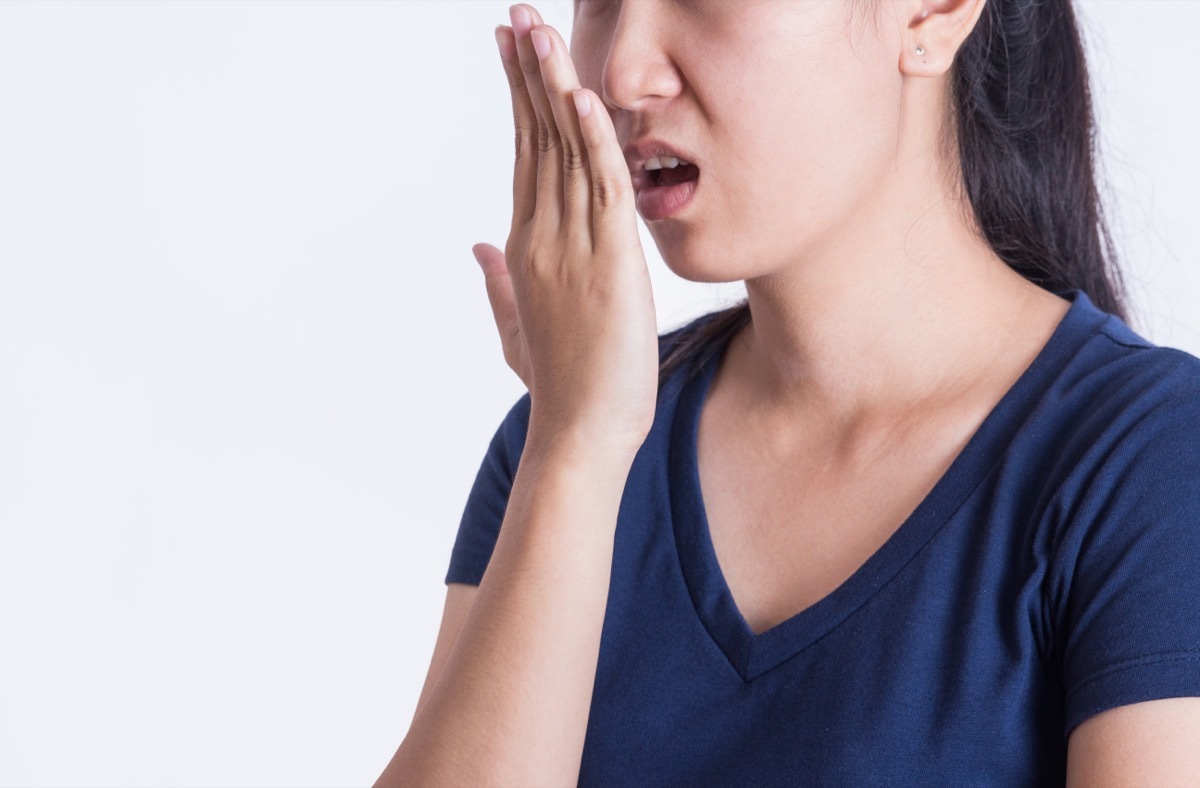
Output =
[{"x1": 915, "y1": 46, "x2": 925, "y2": 55}]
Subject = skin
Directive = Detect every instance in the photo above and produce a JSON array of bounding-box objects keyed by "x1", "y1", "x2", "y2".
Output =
[
  {"x1": 471, "y1": 4, "x2": 660, "y2": 454},
  {"x1": 568, "y1": 0, "x2": 1072, "y2": 430},
  {"x1": 439, "y1": 0, "x2": 1200, "y2": 782}
]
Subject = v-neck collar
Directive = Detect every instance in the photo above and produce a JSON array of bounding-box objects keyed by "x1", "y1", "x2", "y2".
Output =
[{"x1": 667, "y1": 289, "x2": 1109, "y2": 683}]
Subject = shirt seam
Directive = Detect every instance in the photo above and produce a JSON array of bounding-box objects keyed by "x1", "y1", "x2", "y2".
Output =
[
  {"x1": 1096, "y1": 319, "x2": 1189, "y2": 356},
  {"x1": 1066, "y1": 650, "x2": 1200, "y2": 699}
]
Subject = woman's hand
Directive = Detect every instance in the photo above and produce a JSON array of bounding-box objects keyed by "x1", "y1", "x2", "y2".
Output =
[{"x1": 473, "y1": 3, "x2": 659, "y2": 455}]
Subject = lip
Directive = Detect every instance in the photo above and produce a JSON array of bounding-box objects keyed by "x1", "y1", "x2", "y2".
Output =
[{"x1": 634, "y1": 175, "x2": 699, "y2": 221}]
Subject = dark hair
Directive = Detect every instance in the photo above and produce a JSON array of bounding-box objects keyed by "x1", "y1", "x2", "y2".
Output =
[{"x1": 658, "y1": 0, "x2": 1130, "y2": 395}]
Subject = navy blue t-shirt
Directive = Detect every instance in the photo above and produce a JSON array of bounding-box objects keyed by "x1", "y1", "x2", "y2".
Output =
[{"x1": 444, "y1": 289, "x2": 1200, "y2": 784}]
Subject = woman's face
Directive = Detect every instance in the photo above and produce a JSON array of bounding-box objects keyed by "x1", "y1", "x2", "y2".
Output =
[{"x1": 570, "y1": 0, "x2": 912, "y2": 284}]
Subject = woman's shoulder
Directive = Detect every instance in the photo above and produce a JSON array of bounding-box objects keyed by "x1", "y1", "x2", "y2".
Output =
[
  {"x1": 1042, "y1": 309, "x2": 1200, "y2": 510},
  {"x1": 1075, "y1": 310, "x2": 1200, "y2": 422}
]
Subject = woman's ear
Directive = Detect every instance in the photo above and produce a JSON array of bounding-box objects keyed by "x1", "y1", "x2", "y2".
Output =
[{"x1": 900, "y1": 0, "x2": 989, "y2": 77}]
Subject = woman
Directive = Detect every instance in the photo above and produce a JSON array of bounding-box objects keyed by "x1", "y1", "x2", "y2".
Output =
[{"x1": 378, "y1": 0, "x2": 1200, "y2": 784}]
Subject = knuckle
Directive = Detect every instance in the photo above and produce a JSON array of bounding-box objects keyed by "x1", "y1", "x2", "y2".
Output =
[
  {"x1": 592, "y1": 176, "x2": 631, "y2": 209},
  {"x1": 536, "y1": 123, "x2": 561, "y2": 156},
  {"x1": 563, "y1": 158, "x2": 589, "y2": 194},
  {"x1": 561, "y1": 142, "x2": 587, "y2": 174},
  {"x1": 519, "y1": 54, "x2": 541, "y2": 80},
  {"x1": 524, "y1": 244, "x2": 557, "y2": 278},
  {"x1": 525, "y1": 255, "x2": 547, "y2": 281},
  {"x1": 505, "y1": 66, "x2": 525, "y2": 92},
  {"x1": 513, "y1": 126, "x2": 536, "y2": 161}
]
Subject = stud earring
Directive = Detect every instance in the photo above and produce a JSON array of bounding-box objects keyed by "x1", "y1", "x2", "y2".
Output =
[{"x1": 915, "y1": 46, "x2": 925, "y2": 55}]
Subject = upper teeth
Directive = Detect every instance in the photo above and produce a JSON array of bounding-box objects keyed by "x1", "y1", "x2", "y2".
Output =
[{"x1": 644, "y1": 156, "x2": 689, "y2": 170}]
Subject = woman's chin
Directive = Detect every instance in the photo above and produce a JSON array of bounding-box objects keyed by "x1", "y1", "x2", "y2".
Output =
[{"x1": 660, "y1": 254, "x2": 748, "y2": 285}]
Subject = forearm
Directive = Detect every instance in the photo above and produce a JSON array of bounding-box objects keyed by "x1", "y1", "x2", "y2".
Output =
[{"x1": 377, "y1": 428, "x2": 637, "y2": 786}]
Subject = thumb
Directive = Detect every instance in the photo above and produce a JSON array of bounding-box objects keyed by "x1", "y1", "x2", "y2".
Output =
[
  {"x1": 471, "y1": 242, "x2": 505, "y2": 277},
  {"x1": 471, "y1": 242, "x2": 520, "y2": 340}
]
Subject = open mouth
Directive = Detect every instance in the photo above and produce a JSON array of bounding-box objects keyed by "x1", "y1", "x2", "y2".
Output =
[
  {"x1": 635, "y1": 162, "x2": 701, "y2": 221},
  {"x1": 649, "y1": 162, "x2": 701, "y2": 188}
]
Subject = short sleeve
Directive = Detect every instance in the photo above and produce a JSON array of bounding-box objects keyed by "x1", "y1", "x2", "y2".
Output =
[
  {"x1": 444, "y1": 391, "x2": 532, "y2": 586},
  {"x1": 1049, "y1": 362, "x2": 1200, "y2": 738},
  {"x1": 443, "y1": 322, "x2": 703, "y2": 587}
]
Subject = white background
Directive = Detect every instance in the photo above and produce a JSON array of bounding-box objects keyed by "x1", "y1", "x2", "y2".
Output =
[{"x1": 0, "y1": 1, "x2": 1196, "y2": 785}]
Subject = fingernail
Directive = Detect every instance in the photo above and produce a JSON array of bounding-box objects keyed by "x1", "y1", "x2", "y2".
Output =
[
  {"x1": 573, "y1": 90, "x2": 591, "y2": 118},
  {"x1": 531, "y1": 29, "x2": 550, "y2": 61},
  {"x1": 510, "y1": 5, "x2": 532, "y2": 38},
  {"x1": 494, "y1": 25, "x2": 515, "y2": 60}
]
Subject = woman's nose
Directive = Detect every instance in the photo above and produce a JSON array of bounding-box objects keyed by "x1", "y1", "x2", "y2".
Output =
[{"x1": 596, "y1": 5, "x2": 681, "y2": 113}]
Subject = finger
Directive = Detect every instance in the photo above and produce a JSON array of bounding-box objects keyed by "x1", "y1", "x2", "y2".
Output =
[
  {"x1": 529, "y1": 24, "x2": 591, "y2": 236},
  {"x1": 494, "y1": 24, "x2": 536, "y2": 230},
  {"x1": 472, "y1": 243, "x2": 521, "y2": 347},
  {"x1": 570, "y1": 88, "x2": 637, "y2": 245},
  {"x1": 510, "y1": 4, "x2": 563, "y2": 228},
  {"x1": 473, "y1": 242, "x2": 526, "y2": 383}
]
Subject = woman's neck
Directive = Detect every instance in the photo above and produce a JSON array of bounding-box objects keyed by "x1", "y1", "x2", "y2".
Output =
[{"x1": 729, "y1": 210, "x2": 1070, "y2": 434}]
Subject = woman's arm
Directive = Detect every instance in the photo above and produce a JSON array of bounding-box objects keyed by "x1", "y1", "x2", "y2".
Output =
[
  {"x1": 1066, "y1": 697, "x2": 1200, "y2": 786},
  {"x1": 409, "y1": 582, "x2": 478, "y2": 727},
  {"x1": 375, "y1": 2, "x2": 660, "y2": 781},
  {"x1": 372, "y1": 427, "x2": 637, "y2": 786}
]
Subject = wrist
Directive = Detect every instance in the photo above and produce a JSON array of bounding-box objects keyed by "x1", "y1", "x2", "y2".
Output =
[{"x1": 523, "y1": 418, "x2": 646, "y2": 472}]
